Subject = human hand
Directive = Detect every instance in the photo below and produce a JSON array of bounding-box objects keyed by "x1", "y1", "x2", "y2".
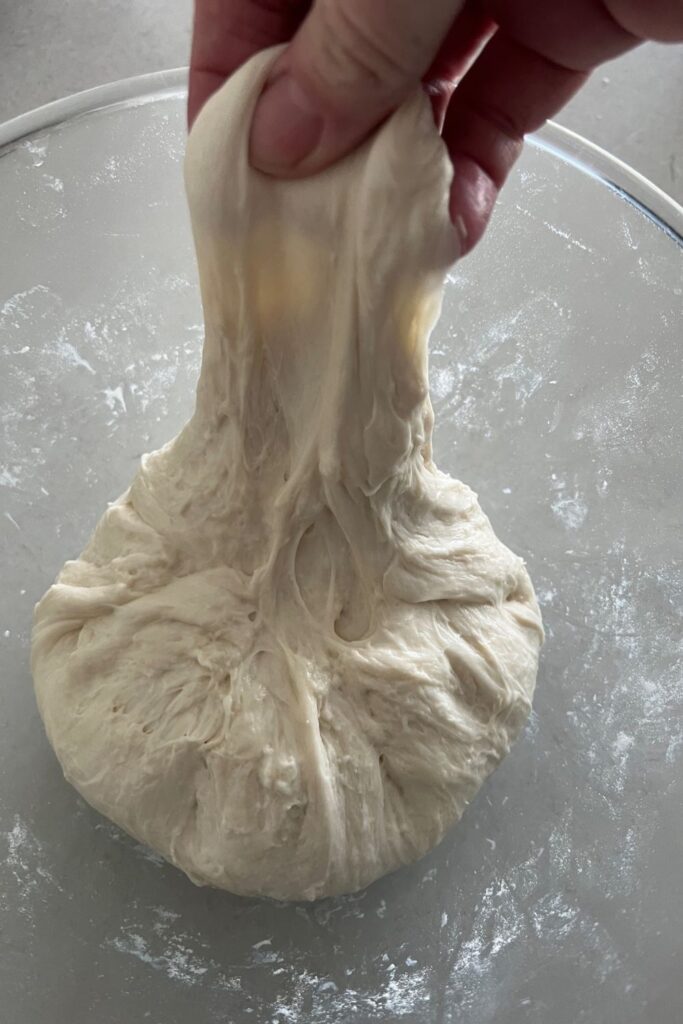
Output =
[{"x1": 190, "y1": 0, "x2": 683, "y2": 254}]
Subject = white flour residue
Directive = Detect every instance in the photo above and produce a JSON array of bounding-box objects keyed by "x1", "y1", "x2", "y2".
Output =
[
  {"x1": 548, "y1": 471, "x2": 588, "y2": 531},
  {"x1": 16, "y1": 175, "x2": 66, "y2": 226},
  {"x1": 536, "y1": 585, "x2": 557, "y2": 606},
  {"x1": 103, "y1": 890, "x2": 430, "y2": 1021},
  {"x1": 0, "y1": 283, "x2": 53, "y2": 325},
  {"x1": 108, "y1": 916, "x2": 210, "y2": 985},
  {"x1": 250, "y1": 940, "x2": 283, "y2": 967},
  {"x1": 1, "y1": 285, "x2": 66, "y2": 489},
  {"x1": 1, "y1": 814, "x2": 63, "y2": 919},
  {"x1": 429, "y1": 293, "x2": 563, "y2": 447},
  {"x1": 106, "y1": 905, "x2": 245, "y2": 992},
  {"x1": 93, "y1": 154, "x2": 124, "y2": 185},
  {"x1": 612, "y1": 731, "x2": 634, "y2": 761},
  {"x1": 559, "y1": 531, "x2": 682, "y2": 911},
  {"x1": 541, "y1": 220, "x2": 592, "y2": 254},
  {"x1": 621, "y1": 218, "x2": 639, "y2": 251},
  {"x1": 666, "y1": 731, "x2": 683, "y2": 765},
  {"x1": 42, "y1": 174, "x2": 64, "y2": 193},
  {"x1": 511, "y1": 202, "x2": 596, "y2": 256},
  {"x1": 102, "y1": 384, "x2": 128, "y2": 415},
  {"x1": 4, "y1": 510, "x2": 21, "y2": 531},
  {"x1": 21, "y1": 137, "x2": 48, "y2": 167},
  {"x1": 0, "y1": 270, "x2": 201, "y2": 494},
  {"x1": 551, "y1": 493, "x2": 588, "y2": 530},
  {"x1": 0, "y1": 467, "x2": 19, "y2": 488},
  {"x1": 580, "y1": 541, "x2": 683, "y2": 780},
  {"x1": 268, "y1": 960, "x2": 431, "y2": 1022},
  {"x1": 49, "y1": 331, "x2": 96, "y2": 374},
  {"x1": 523, "y1": 708, "x2": 540, "y2": 740},
  {"x1": 430, "y1": 364, "x2": 456, "y2": 401},
  {"x1": 575, "y1": 346, "x2": 671, "y2": 456},
  {"x1": 493, "y1": 348, "x2": 544, "y2": 405},
  {"x1": 87, "y1": 107, "x2": 182, "y2": 189},
  {"x1": 145, "y1": 107, "x2": 186, "y2": 163},
  {"x1": 127, "y1": 359, "x2": 179, "y2": 415},
  {"x1": 441, "y1": 825, "x2": 630, "y2": 1017}
]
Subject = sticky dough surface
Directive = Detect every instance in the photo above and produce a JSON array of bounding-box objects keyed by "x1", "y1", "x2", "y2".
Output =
[{"x1": 32, "y1": 49, "x2": 543, "y2": 901}]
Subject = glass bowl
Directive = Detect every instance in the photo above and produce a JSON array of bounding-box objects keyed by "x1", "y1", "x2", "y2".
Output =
[{"x1": 1, "y1": 70, "x2": 681, "y2": 1024}]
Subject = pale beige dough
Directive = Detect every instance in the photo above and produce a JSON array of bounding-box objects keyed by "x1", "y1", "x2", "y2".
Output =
[{"x1": 32, "y1": 48, "x2": 543, "y2": 901}]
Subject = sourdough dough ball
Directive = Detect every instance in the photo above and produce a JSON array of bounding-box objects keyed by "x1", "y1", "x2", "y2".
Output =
[{"x1": 32, "y1": 48, "x2": 543, "y2": 901}]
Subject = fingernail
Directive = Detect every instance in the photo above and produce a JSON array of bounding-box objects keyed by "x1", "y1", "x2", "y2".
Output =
[{"x1": 250, "y1": 72, "x2": 324, "y2": 173}]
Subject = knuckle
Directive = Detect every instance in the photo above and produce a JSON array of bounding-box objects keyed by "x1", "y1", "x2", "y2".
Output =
[
  {"x1": 307, "y1": 0, "x2": 416, "y2": 103},
  {"x1": 467, "y1": 96, "x2": 525, "y2": 145}
]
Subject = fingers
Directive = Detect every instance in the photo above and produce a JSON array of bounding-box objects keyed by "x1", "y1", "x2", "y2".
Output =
[
  {"x1": 602, "y1": 0, "x2": 683, "y2": 43},
  {"x1": 193, "y1": 0, "x2": 683, "y2": 257},
  {"x1": 445, "y1": 0, "x2": 655, "y2": 252},
  {"x1": 425, "y1": 1, "x2": 497, "y2": 123},
  {"x1": 483, "y1": 0, "x2": 638, "y2": 70},
  {"x1": 249, "y1": 0, "x2": 465, "y2": 175},
  {"x1": 189, "y1": 0, "x2": 309, "y2": 127},
  {"x1": 481, "y1": 0, "x2": 643, "y2": 69},
  {"x1": 444, "y1": 31, "x2": 589, "y2": 252}
]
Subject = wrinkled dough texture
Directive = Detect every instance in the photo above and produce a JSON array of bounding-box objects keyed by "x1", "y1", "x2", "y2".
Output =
[{"x1": 32, "y1": 49, "x2": 543, "y2": 901}]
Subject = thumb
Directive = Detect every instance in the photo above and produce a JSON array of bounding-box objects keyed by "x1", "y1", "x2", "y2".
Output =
[{"x1": 250, "y1": 0, "x2": 464, "y2": 176}]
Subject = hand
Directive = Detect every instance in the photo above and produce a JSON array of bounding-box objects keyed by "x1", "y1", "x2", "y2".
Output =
[{"x1": 190, "y1": 0, "x2": 683, "y2": 253}]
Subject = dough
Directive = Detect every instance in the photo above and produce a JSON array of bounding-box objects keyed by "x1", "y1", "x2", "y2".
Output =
[{"x1": 32, "y1": 49, "x2": 543, "y2": 901}]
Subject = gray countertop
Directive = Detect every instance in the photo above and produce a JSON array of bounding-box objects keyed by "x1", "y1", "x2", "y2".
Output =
[
  {"x1": 0, "y1": 0, "x2": 682, "y2": 203},
  {"x1": 1, "y1": 73, "x2": 682, "y2": 1024},
  {"x1": 2, "y1": 4, "x2": 683, "y2": 1021}
]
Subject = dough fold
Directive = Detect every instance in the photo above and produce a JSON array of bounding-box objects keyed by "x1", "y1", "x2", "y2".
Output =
[{"x1": 32, "y1": 49, "x2": 543, "y2": 901}]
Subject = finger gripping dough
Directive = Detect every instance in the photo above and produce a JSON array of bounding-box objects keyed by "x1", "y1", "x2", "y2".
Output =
[{"x1": 32, "y1": 49, "x2": 543, "y2": 901}]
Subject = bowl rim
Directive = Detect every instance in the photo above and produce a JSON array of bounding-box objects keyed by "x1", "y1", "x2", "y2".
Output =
[{"x1": 1, "y1": 66, "x2": 681, "y2": 244}]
